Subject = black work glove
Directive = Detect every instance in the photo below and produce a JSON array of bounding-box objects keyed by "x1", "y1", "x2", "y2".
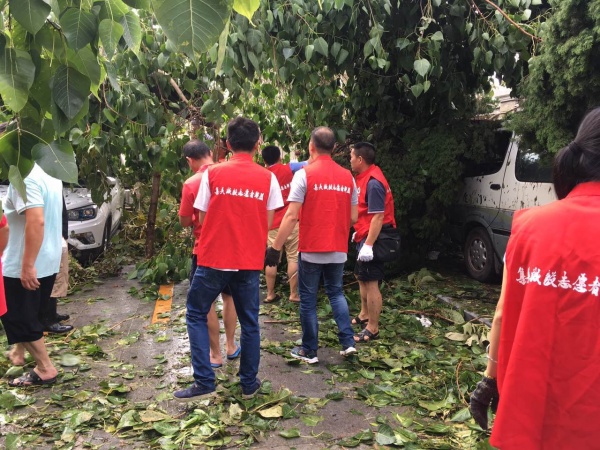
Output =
[
  {"x1": 469, "y1": 376, "x2": 499, "y2": 430},
  {"x1": 264, "y1": 247, "x2": 281, "y2": 267}
]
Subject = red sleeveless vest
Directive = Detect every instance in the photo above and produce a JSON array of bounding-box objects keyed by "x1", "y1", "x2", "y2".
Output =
[
  {"x1": 267, "y1": 163, "x2": 293, "y2": 229},
  {"x1": 196, "y1": 153, "x2": 272, "y2": 270},
  {"x1": 491, "y1": 182, "x2": 600, "y2": 450},
  {"x1": 299, "y1": 155, "x2": 354, "y2": 253},
  {"x1": 353, "y1": 164, "x2": 396, "y2": 242}
]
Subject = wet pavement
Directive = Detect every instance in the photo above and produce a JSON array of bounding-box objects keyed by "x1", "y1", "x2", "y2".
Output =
[{"x1": 0, "y1": 267, "x2": 400, "y2": 449}]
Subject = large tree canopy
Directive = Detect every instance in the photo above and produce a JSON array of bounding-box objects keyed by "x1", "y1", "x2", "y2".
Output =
[
  {"x1": 0, "y1": 0, "x2": 258, "y2": 200},
  {"x1": 511, "y1": 0, "x2": 600, "y2": 153}
]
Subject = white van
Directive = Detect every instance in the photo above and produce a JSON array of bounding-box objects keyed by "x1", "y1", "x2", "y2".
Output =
[{"x1": 448, "y1": 130, "x2": 556, "y2": 282}]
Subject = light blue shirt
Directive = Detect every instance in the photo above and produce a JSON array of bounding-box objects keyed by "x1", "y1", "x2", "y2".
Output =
[{"x1": 2, "y1": 164, "x2": 63, "y2": 278}]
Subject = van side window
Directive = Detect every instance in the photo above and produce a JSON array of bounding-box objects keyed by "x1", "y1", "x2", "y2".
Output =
[
  {"x1": 515, "y1": 147, "x2": 554, "y2": 183},
  {"x1": 464, "y1": 130, "x2": 512, "y2": 177}
]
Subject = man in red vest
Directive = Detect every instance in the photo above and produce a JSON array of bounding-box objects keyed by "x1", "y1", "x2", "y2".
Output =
[
  {"x1": 261, "y1": 145, "x2": 307, "y2": 304},
  {"x1": 349, "y1": 142, "x2": 396, "y2": 343},
  {"x1": 266, "y1": 127, "x2": 358, "y2": 364},
  {"x1": 178, "y1": 139, "x2": 240, "y2": 369},
  {"x1": 174, "y1": 117, "x2": 283, "y2": 401}
]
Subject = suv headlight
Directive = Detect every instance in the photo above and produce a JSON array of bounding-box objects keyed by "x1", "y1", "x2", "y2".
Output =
[{"x1": 68, "y1": 205, "x2": 98, "y2": 221}]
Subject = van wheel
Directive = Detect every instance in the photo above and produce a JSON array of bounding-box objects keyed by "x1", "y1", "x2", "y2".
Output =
[{"x1": 464, "y1": 228, "x2": 496, "y2": 282}]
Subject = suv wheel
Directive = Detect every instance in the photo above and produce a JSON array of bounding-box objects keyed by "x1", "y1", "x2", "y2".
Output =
[{"x1": 464, "y1": 227, "x2": 497, "y2": 282}]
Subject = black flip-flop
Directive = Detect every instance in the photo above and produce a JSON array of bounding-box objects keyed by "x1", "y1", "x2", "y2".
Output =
[
  {"x1": 8, "y1": 369, "x2": 57, "y2": 387},
  {"x1": 354, "y1": 328, "x2": 379, "y2": 343},
  {"x1": 351, "y1": 315, "x2": 369, "y2": 327}
]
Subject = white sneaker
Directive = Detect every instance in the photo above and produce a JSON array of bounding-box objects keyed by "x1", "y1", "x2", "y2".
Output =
[{"x1": 340, "y1": 346, "x2": 357, "y2": 356}]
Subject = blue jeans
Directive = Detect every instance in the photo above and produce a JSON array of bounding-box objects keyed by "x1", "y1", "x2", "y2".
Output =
[
  {"x1": 186, "y1": 266, "x2": 260, "y2": 392},
  {"x1": 297, "y1": 258, "x2": 355, "y2": 353}
]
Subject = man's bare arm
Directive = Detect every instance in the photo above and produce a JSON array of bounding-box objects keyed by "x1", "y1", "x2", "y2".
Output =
[{"x1": 22, "y1": 207, "x2": 44, "y2": 290}]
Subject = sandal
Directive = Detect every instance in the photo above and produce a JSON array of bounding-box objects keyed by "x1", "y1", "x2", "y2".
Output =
[
  {"x1": 351, "y1": 315, "x2": 369, "y2": 327},
  {"x1": 264, "y1": 294, "x2": 281, "y2": 304},
  {"x1": 227, "y1": 344, "x2": 241, "y2": 360},
  {"x1": 8, "y1": 369, "x2": 57, "y2": 387},
  {"x1": 354, "y1": 328, "x2": 379, "y2": 343}
]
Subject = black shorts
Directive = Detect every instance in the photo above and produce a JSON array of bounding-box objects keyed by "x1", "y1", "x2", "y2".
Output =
[
  {"x1": 190, "y1": 255, "x2": 231, "y2": 295},
  {"x1": 1, "y1": 275, "x2": 57, "y2": 344},
  {"x1": 354, "y1": 242, "x2": 385, "y2": 281}
]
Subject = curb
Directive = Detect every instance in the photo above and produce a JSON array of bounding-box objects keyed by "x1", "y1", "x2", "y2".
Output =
[{"x1": 436, "y1": 295, "x2": 492, "y2": 327}]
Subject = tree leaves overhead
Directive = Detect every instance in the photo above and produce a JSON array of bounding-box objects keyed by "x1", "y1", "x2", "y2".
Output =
[
  {"x1": 120, "y1": 11, "x2": 142, "y2": 53},
  {"x1": 0, "y1": 47, "x2": 36, "y2": 112},
  {"x1": 32, "y1": 140, "x2": 79, "y2": 183},
  {"x1": 9, "y1": 0, "x2": 51, "y2": 35},
  {"x1": 233, "y1": 0, "x2": 259, "y2": 23},
  {"x1": 52, "y1": 65, "x2": 91, "y2": 120},
  {"x1": 152, "y1": 0, "x2": 232, "y2": 57},
  {"x1": 61, "y1": 8, "x2": 98, "y2": 51},
  {"x1": 99, "y1": 19, "x2": 124, "y2": 58}
]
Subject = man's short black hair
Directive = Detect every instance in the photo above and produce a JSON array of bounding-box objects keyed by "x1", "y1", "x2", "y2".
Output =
[
  {"x1": 227, "y1": 117, "x2": 261, "y2": 152},
  {"x1": 352, "y1": 142, "x2": 376, "y2": 165},
  {"x1": 262, "y1": 145, "x2": 281, "y2": 165},
  {"x1": 183, "y1": 139, "x2": 211, "y2": 160},
  {"x1": 310, "y1": 127, "x2": 336, "y2": 153}
]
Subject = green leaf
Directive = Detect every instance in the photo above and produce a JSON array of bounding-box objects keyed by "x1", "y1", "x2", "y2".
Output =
[
  {"x1": 445, "y1": 332, "x2": 467, "y2": 341},
  {"x1": 431, "y1": 31, "x2": 444, "y2": 41},
  {"x1": 279, "y1": 427, "x2": 300, "y2": 439},
  {"x1": 59, "y1": 353, "x2": 81, "y2": 367},
  {"x1": 139, "y1": 410, "x2": 173, "y2": 422},
  {"x1": 337, "y1": 48, "x2": 349, "y2": 65},
  {"x1": 122, "y1": 0, "x2": 150, "y2": 8},
  {"x1": 9, "y1": 0, "x2": 51, "y2": 35},
  {"x1": 450, "y1": 407, "x2": 472, "y2": 422},
  {"x1": 152, "y1": 0, "x2": 231, "y2": 57},
  {"x1": 8, "y1": 165, "x2": 29, "y2": 204},
  {"x1": 60, "y1": 8, "x2": 98, "y2": 51},
  {"x1": 314, "y1": 37, "x2": 328, "y2": 57},
  {"x1": 32, "y1": 140, "x2": 78, "y2": 183},
  {"x1": 153, "y1": 421, "x2": 180, "y2": 436},
  {"x1": 99, "y1": 19, "x2": 124, "y2": 58},
  {"x1": 258, "y1": 405, "x2": 283, "y2": 418},
  {"x1": 423, "y1": 80, "x2": 431, "y2": 92},
  {"x1": 300, "y1": 414, "x2": 324, "y2": 426},
  {"x1": 117, "y1": 410, "x2": 139, "y2": 429},
  {"x1": 283, "y1": 47, "x2": 294, "y2": 59},
  {"x1": 233, "y1": 0, "x2": 260, "y2": 23},
  {"x1": 413, "y1": 58, "x2": 431, "y2": 77},
  {"x1": 375, "y1": 423, "x2": 395, "y2": 445},
  {"x1": 70, "y1": 411, "x2": 94, "y2": 428},
  {"x1": 305, "y1": 44, "x2": 314, "y2": 61},
  {"x1": 120, "y1": 11, "x2": 142, "y2": 53},
  {"x1": 0, "y1": 47, "x2": 36, "y2": 112},
  {"x1": 67, "y1": 46, "x2": 101, "y2": 91},
  {"x1": 215, "y1": 18, "x2": 230, "y2": 75},
  {"x1": 410, "y1": 83, "x2": 423, "y2": 98},
  {"x1": 52, "y1": 65, "x2": 91, "y2": 120}
]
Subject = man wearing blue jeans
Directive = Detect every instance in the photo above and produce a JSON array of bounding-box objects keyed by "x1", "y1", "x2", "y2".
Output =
[
  {"x1": 266, "y1": 127, "x2": 358, "y2": 363},
  {"x1": 174, "y1": 117, "x2": 283, "y2": 400}
]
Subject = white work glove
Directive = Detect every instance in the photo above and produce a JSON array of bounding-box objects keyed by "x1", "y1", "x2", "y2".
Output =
[{"x1": 357, "y1": 244, "x2": 374, "y2": 262}]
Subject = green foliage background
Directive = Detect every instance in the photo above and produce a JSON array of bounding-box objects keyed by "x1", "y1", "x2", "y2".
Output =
[{"x1": 511, "y1": 0, "x2": 600, "y2": 153}]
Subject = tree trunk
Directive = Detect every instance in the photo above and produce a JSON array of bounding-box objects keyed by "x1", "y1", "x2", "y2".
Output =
[{"x1": 145, "y1": 171, "x2": 161, "y2": 258}]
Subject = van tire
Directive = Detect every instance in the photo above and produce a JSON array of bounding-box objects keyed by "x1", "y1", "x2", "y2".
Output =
[{"x1": 464, "y1": 227, "x2": 496, "y2": 282}]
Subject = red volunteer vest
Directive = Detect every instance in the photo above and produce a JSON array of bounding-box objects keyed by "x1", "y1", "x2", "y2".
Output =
[
  {"x1": 267, "y1": 163, "x2": 293, "y2": 230},
  {"x1": 180, "y1": 164, "x2": 211, "y2": 256},
  {"x1": 196, "y1": 153, "x2": 272, "y2": 270},
  {"x1": 299, "y1": 155, "x2": 354, "y2": 253},
  {"x1": 353, "y1": 164, "x2": 396, "y2": 242},
  {"x1": 491, "y1": 182, "x2": 600, "y2": 450}
]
